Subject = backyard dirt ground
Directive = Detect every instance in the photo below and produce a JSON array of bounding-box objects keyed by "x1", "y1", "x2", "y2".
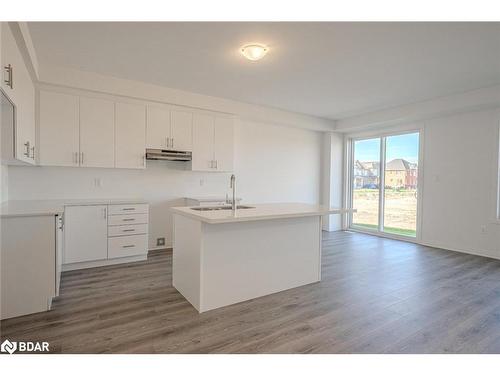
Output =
[{"x1": 352, "y1": 189, "x2": 417, "y2": 231}]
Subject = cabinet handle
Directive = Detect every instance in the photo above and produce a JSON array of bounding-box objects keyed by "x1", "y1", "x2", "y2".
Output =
[
  {"x1": 122, "y1": 208, "x2": 136, "y2": 211},
  {"x1": 81, "y1": 152, "x2": 84, "y2": 165},
  {"x1": 215, "y1": 160, "x2": 218, "y2": 169},
  {"x1": 4, "y1": 64, "x2": 13, "y2": 89},
  {"x1": 123, "y1": 218, "x2": 135, "y2": 221},
  {"x1": 123, "y1": 244, "x2": 135, "y2": 248},
  {"x1": 23, "y1": 141, "x2": 30, "y2": 157},
  {"x1": 103, "y1": 208, "x2": 107, "y2": 219},
  {"x1": 123, "y1": 229, "x2": 135, "y2": 232},
  {"x1": 171, "y1": 138, "x2": 174, "y2": 148},
  {"x1": 31, "y1": 146, "x2": 35, "y2": 160}
]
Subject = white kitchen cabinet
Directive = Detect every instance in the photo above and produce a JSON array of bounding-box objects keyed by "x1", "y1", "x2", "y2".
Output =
[
  {"x1": 146, "y1": 105, "x2": 170, "y2": 149},
  {"x1": 64, "y1": 205, "x2": 108, "y2": 264},
  {"x1": 170, "y1": 110, "x2": 192, "y2": 151},
  {"x1": 79, "y1": 97, "x2": 115, "y2": 168},
  {"x1": 115, "y1": 102, "x2": 146, "y2": 169},
  {"x1": 1, "y1": 23, "x2": 36, "y2": 165},
  {"x1": 214, "y1": 117, "x2": 234, "y2": 172},
  {"x1": 39, "y1": 90, "x2": 80, "y2": 167},
  {"x1": 56, "y1": 215, "x2": 63, "y2": 296},
  {"x1": 146, "y1": 106, "x2": 192, "y2": 151},
  {"x1": 192, "y1": 113, "x2": 215, "y2": 171},
  {"x1": 192, "y1": 114, "x2": 234, "y2": 172}
]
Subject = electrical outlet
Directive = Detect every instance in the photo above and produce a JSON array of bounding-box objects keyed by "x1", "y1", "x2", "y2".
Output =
[
  {"x1": 156, "y1": 237, "x2": 165, "y2": 247},
  {"x1": 199, "y1": 178, "x2": 204, "y2": 186},
  {"x1": 94, "y1": 178, "x2": 102, "y2": 188}
]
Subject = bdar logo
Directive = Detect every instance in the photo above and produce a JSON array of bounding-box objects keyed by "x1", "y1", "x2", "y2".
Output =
[{"x1": 1, "y1": 339, "x2": 17, "y2": 354}]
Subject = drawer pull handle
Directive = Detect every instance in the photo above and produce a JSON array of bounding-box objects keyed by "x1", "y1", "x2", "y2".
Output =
[
  {"x1": 123, "y1": 218, "x2": 135, "y2": 221},
  {"x1": 123, "y1": 245, "x2": 135, "y2": 248},
  {"x1": 122, "y1": 208, "x2": 136, "y2": 211},
  {"x1": 123, "y1": 229, "x2": 135, "y2": 232}
]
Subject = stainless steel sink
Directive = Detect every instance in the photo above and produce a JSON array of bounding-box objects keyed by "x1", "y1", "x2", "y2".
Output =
[{"x1": 191, "y1": 205, "x2": 254, "y2": 211}]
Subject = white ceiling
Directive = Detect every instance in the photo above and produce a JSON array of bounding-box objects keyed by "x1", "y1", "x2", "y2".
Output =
[{"x1": 28, "y1": 22, "x2": 500, "y2": 120}]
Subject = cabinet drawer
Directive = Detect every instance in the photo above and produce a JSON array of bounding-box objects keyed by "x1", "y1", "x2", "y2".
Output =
[
  {"x1": 108, "y1": 203, "x2": 149, "y2": 215},
  {"x1": 108, "y1": 234, "x2": 147, "y2": 259},
  {"x1": 108, "y1": 224, "x2": 148, "y2": 237},
  {"x1": 108, "y1": 213, "x2": 148, "y2": 226}
]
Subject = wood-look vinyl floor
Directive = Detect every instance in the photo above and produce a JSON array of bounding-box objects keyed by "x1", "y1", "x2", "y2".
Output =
[{"x1": 1, "y1": 231, "x2": 500, "y2": 353}]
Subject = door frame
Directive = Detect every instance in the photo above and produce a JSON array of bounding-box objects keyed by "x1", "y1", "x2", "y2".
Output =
[{"x1": 343, "y1": 126, "x2": 425, "y2": 243}]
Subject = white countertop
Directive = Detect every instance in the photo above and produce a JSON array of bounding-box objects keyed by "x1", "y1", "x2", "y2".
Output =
[
  {"x1": 184, "y1": 196, "x2": 242, "y2": 202},
  {"x1": 1, "y1": 199, "x2": 148, "y2": 218},
  {"x1": 171, "y1": 203, "x2": 354, "y2": 224}
]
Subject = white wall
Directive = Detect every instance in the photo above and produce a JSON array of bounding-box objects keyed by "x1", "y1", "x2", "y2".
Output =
[
  {"x1": 321, "y1": 132, "x2": 344, "y2": 231},
  {"x1": 420, "y1": 108, "x2": 500, "y2": 259},
  {"x1": 7, "y1": 120, "x2": 323, "y2": 249}
]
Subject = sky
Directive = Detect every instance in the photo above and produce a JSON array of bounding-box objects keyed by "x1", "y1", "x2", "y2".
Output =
[{"x1": 354, "y1": 132, "x2": 419, "y2": 164}]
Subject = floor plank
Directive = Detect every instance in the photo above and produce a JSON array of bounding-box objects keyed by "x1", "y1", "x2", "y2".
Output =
[{"x1": 1, "y1": 231, "x2": 499, "y2": 353}]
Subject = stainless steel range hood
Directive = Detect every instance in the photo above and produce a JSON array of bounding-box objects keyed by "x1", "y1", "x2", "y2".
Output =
[{"x1": 145, "y1": 148, "x2": 192, "y2": 161}]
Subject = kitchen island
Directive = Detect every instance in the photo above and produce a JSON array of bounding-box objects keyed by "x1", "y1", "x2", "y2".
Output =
[{"x1": 170, "y1": 203, "x2": 352, "y2": 312}]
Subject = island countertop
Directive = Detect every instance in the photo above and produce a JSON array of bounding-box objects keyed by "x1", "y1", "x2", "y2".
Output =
[{"x1": 170, "y1": 202, "x2": 354, "y2": 224}]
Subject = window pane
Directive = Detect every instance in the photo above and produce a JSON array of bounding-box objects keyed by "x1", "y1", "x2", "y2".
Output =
[
  {"x1": 383, "y1": 133, "x2": 419, "y2": 237},
  {"x1": 352, "y1": 138, "x2": 380, "y2": 231}
]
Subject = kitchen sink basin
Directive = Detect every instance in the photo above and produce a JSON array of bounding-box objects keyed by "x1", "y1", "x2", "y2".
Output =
[{"x1": 191, "y1": 205, "x2": 255, "y2": 211}]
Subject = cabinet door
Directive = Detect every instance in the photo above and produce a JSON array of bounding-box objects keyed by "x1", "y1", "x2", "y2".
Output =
[
  {"x1": 146, "y1": 105, "x2": 170, "y2": 149},
  {"x1": 192, "y1": 113, "x2": 215, "y2": 171},
  {"x1": 39, "y1": 91, "x2": 80, "y2": 167},
  {"x1": 214, "y1": 117, "x2": 234, "y2": 172},
  {"x1": 64, "y1": 205, "x2": 108, "y2": 264},
  {"x1": 115, "y1": 102, "x2": 146, "y2": 169},
  {"x1": 80, "y1": 97, "x2": 115, "y2": 168},
  {"x1": 1, "y1": 23, "x2": 36, "y2": 165},
  {"x1": 56, "y1": 215, "x2": 63, "y2": 296},
  {"x1": 171, "y1": 110, "x2": 193, "y2": 151}
]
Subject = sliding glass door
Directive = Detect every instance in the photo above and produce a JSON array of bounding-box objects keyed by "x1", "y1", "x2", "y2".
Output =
[
  {"x1": 350, "y1": 131, "x2": 420, "y2": 238},
  {"x1": 351, "y1": 138, "x2": 381, "y2": 231}
]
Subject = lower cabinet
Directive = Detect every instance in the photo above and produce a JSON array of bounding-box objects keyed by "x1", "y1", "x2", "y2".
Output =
[
  {"x1": 64, "y1": 205, "x2": 108, "y2": 264},
  {"x1": 108, "y1": 234, "x2": 148, "y2": 259},
  {"x1": 63, "y1": 203, "x2": 149, "y2": 270}
]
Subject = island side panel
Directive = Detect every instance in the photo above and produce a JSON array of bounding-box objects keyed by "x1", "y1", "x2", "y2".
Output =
[
  {"x1": 1, "y1": 215, "x2": 56, "y2": 319},
  {"x1": 199, "y1": 215, "x2": 321, "y2": 312},
  {"x1": 172, "y1": 214, "x2": 202, "y2": 311}
]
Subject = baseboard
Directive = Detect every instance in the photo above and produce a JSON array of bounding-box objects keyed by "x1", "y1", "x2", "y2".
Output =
[
  {"x1": 62, "y1": 254, "x2": 147, "y2": 271},
  {"x1": 148, "y1": 245, "x2": 171, "y2": 252},
  {"x1": 345, "y1": 229, "x2": 500, "y2": 261},
  {"x1": 420, "y1": 240, "x2": 500, "y2": 261}
]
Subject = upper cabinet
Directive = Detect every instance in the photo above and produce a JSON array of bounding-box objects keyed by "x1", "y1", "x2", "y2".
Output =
[
  {"x1": 39, "y1": 90, "x2": 145, "y2": 169},
  {"x1": 80, "y1": 97, "x2": 115, "y2": 168},
  {"x1": 146, "y1": 105, "x2": 170, "y2": 149},
  {"x1": 1, "y1": 23, "x2": 36, "y2": 165},
  {"x1": 213, "y1": 117, "x2": 234, "y2": 172},
  {"x1": 170, "y1": 110, "x2": 192, "y2": 152},
  {"x1": 39, "y1": 91, "x2": 80, "y2": 167},
  {"x1": 146, "y1": 106, "x2": 192, "y2": 152},
  {"x1": 115, "y1": 102, "x2": 146, "y2": 169},
  {"x1": 192, "y1": 113, "x2": 234, "y2": 172},
  {"x1": 37, "y1": 88, "x2": 233, "y2": 172}
]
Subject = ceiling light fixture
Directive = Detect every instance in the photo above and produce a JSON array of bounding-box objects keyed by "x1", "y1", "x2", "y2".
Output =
[{"x1": 240, "y1": 44, "x2": 268, "y2": 61}]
